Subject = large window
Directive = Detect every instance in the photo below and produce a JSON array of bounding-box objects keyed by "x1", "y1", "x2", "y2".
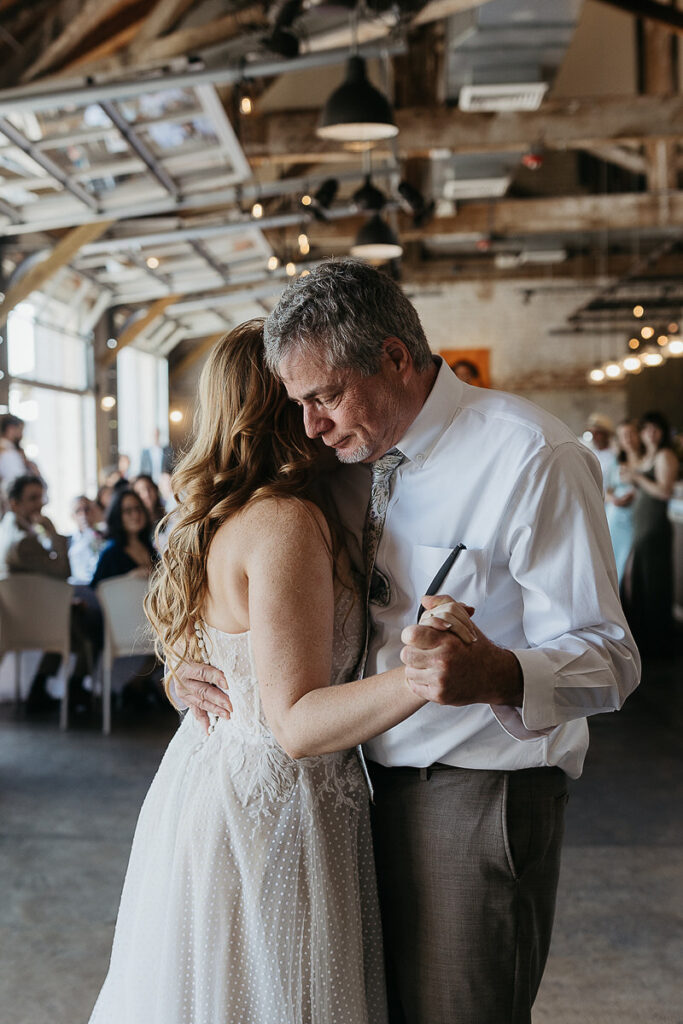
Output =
[
  {"x1": 6, "y1": 299, "x2": 97, "y2": 534},
  {"x1": 116, "y1": 346, "x2": 169, "y2": 477}
]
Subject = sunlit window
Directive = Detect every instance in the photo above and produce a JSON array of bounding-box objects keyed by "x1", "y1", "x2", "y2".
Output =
[
  {"x1": 117, "y1": 347, "x2": 169, "y2": 477},
  {"x1": 5, "y1": 298, "x2": 96, "y2": 533}
]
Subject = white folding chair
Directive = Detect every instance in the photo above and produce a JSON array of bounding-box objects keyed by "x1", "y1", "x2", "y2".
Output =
[
  {"x1": 0, "y1": 574, "x2": 74, "y2": 729},
  {"x1": 95, "y1": 574, "x2": 157, "y2": 735}
]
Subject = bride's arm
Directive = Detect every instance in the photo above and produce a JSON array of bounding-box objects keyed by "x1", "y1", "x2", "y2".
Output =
[{"x1": 246, "y1": 499, "x2": 473, "y2": 759}]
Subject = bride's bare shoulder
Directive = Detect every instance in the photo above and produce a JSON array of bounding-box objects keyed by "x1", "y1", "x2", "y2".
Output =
[{"x1": 213, "y1": 496, "x2": 332, "y2": 560}]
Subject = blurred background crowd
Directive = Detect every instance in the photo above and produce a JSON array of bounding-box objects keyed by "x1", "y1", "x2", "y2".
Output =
[{"x1": 0, "y1": 412, "x2": 176, "y2": 716}]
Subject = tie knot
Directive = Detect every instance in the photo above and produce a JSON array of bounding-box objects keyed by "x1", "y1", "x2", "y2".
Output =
[{"x1": 371, "y1": 448, "x2": 404, "y2": 485}]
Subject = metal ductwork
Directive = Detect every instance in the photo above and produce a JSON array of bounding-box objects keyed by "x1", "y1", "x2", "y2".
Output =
[{"x1": 431, "y1": 0, "x2": 582, "y2": 211}]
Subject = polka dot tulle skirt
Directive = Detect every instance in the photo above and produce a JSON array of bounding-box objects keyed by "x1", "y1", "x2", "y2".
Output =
[{"x1": 88, "y1": 609, "x2": 388, "y2": 1024}]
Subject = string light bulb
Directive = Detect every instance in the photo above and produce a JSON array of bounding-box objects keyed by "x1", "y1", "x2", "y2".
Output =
[
  {"x1": 267, "y1": 256, "x2": 279, "y2": 271},
  {"x1": 589, "y1": 368, "x2": 605, "y2": 383},
  {"x1": 285, "y1": 262, "x2": 296, "y2": 277},
  {"x1": 240, "y1": 96, "x2": 252, "y2": 115},
  {"x1": 632, "y1": 304, "x2": 644, "y2": 318},
  {"x1": 604, "y1": 361, "x2": 623, "y2": 379},
  {"x1": 666, "y1": 338, "x2": 683, "y2": 356},
  {"x1": 146, "y1": 256, "x2": 159, "y2": 269},
  {"x1": 640, "y1": 326, "x2": 654, "y2": 340},
  {"x1": 628, "y1": 338, "x2": 640, "y2": 350},
  {"x1": 301, "y1": 194, "x2": 312, "y2": 206},
  {"x1": 641, "y1": 350, "x2": 663, "y2": 367},
  {"x1": 169, "y1": 409, "x2": 183, "y2": 423},
  {"x1": 657, "y1": 335, "x2": 668, "y2": 346},
  {"x1": 622, "y1": 355, "x2": 641, "y2": 373},
  {"x1": 252, "y1": 202, "x2": 263, "y2": 219},
  {"x1": 100, "y1": 395, "x2": 116, "y2": 411}
]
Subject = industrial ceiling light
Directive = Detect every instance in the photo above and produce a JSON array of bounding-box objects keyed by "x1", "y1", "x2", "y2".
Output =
[
  {"x1": 398, "y1": 179, "x2": 435, "y2": 227},
  {"x1": 352, "y1": 174, "x2": 387, "y2": 211},
  {"x1": 317, "y1": 56, "x2": 398, "y2": 143},
  {"x1": 310, "y1": 178, "x2": 339, "y2": 221},
  {"x1": 351, "y1": 213, "x2": 403, "y2": 261}
]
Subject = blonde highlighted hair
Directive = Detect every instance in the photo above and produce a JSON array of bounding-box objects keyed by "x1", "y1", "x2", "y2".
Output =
[{"x1": 145, "y1": 319, "x2": 340, "y2": 692}]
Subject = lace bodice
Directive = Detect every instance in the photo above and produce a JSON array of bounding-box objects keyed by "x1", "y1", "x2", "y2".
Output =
[{"x1": 191, "y1": 579, "x2": 366, "y2": 820}]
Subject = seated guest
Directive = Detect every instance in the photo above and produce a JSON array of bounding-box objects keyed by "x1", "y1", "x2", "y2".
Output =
[
  {"x1": 0, "y1": 474, "x2": 90, "y2": 712},
  {"x1": 132, "y1": 474, "x2": 166, "y2": 531},
  {"x1": 95, "y1": 484, "x2": 113, "y2": 523},
  {"x1": 69, "y1": 495, "x2": 107, "y2": 585},
  {"x1": 0, "y1": 474, "x2": 69, "y2": 581},
  {"x1": 91, "y1": 488, "x2": 156, "y2": 587},
  {"x1": 132, "y1": 473, "x2": 172, "y2": 552}
]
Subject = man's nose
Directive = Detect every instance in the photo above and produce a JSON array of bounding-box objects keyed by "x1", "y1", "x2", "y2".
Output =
[{"x1": 303, "y1": 405, "x2": 332, "y2": 438}]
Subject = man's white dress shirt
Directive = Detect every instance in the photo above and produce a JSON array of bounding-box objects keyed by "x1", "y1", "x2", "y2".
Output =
[{"x1": 334, "y1": 359, "x2": 640, "y2": 779}]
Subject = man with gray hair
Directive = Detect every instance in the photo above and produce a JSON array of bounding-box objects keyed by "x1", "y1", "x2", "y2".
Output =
[{"x1": 174, "y1": 259, "x2": 639, "y2": 1023}]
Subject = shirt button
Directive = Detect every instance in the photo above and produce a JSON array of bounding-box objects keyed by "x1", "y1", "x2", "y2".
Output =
[{"x1": 415, "y1": 453, "x2": 425, "y2": 464}]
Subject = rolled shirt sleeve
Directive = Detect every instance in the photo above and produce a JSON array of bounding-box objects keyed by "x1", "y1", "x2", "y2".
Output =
[{"x1": 493, "y1": 441, "x2": 641, "y2": 739}]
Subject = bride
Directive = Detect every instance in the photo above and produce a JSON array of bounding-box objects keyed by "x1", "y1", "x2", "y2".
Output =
[{"x1": 88, "y1": 320, "x2": 474, "y2": 1024}]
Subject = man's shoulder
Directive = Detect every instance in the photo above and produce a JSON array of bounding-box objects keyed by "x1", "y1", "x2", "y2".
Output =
[{"x1": 452, "y1": 386, "x2": 580, "y2": 455}]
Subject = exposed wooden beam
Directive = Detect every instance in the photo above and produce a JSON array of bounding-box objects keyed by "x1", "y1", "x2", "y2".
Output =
[
  {"x1": 128, "y1": 0, "x2": 195, "y2": 52},
  {"x1": 59, "y1": 18, "x2": 145, "y2": 73},
  {"x1": 68, "y1": 4, "x2": 268, "y2": 78},
  {"x1": 21, "y1": 0, "x2": 141, "y2": 81},
  {"x1": 170, "y1": 332, "x2": 223, "y2": 377},
  {"x1": 101, "y1": 293, "x2": 181, "y2": 366},
  {"x1": 413, "y1": 0, "x2": 493, "y2": 26},
  {"x1": 0, "y1": 219, "x2": 113, "y2": 324},
  {"x1": 304, "y1": 192, "x2": 683, "y2": 245},
  {"x1": 243, "y1": 95, "x2": 683, "y2": 163},
  {"x1": 583, "y1": 144, "x2": 648, "y2": 176},
  {"x1": 641, "y1": 14, "x2": 678, "y2": 193},
  {"x1": 595, "y1": 0, "x2": 683, "y2": 35}
]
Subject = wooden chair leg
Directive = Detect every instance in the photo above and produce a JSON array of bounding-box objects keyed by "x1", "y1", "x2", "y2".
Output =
[
  {"x1": 14, "y1": 651, "x2": 21, "y2": 706},
  {"x1": 60, "y1": 647, "x2": 69, "y2": 731},
  {"x1": 103, "y1": 660, "x2": 112, "y2": 736}
]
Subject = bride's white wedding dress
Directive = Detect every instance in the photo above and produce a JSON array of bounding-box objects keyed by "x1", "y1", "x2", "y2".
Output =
[{"x1": 88, "y1": 587, "x2": 387, "y2": 1024}]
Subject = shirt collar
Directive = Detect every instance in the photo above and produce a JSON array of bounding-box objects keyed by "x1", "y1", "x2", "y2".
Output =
[{"x1": 395, "y1": 357, "x2": 463, "y2": 467}]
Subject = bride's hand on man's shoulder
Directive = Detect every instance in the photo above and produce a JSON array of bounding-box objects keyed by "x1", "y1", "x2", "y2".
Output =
[{"x1": 170, "y1": 659, "x2": 232, "y2": 733}]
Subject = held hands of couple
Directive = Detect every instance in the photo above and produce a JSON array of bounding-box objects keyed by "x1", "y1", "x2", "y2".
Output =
[
  {"x1": 401, "y1": 594, "x2": 524, "y2": 708},
  {"x1": 172, "y1": 593, "x2": 524, "y2": 733}
]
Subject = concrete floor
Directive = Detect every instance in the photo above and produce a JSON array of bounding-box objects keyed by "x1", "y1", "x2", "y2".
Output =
[{"x1": 1, "y1": 657, "x2": 682, "y2": 1024}]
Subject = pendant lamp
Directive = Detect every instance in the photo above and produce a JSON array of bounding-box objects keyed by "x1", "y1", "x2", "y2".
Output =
[
  {"x1": 352, "y1": 174, "x2": 387, "y2": 211},
  {"x1": 350, "y1": 213, "x2": 403, "y2": 261},
  {"x1": 317, "y1": 56, "x2": 398, "y2": 143}
]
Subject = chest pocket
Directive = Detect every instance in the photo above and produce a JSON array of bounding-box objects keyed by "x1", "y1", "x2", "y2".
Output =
[{"x1": 410, "y1": 545, "x2": 488, "y2": 621}]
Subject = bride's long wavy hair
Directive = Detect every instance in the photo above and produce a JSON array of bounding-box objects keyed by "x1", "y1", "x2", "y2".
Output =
[{"x1": 145, "y1": 319, "x2": 342, "y2": 692}]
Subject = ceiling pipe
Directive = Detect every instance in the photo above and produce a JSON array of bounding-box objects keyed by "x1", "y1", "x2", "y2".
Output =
[{"x1": 0, "y1": 40, "x2": 406, "y2": 116}]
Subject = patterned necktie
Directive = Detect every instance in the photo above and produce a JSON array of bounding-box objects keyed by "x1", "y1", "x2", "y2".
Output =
[{"x1": 356, "y1": 447, "x2": 404, "y2": 677}]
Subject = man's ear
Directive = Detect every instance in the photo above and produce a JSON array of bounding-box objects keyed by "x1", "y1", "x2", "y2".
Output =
[{"x1": 382, "y1": 336, "x2": 412, "y2": 376}]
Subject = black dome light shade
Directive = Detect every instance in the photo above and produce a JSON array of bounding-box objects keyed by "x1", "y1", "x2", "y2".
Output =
[
  {"x1": 352, "y1": 174, "x2": 387, "y2": 211},
  {"x1": 350, "y1": 213, "x2": 403, "y2": 261},
  {"x1": 317, "y1": 56, "x2": 398, "y2": 143}
]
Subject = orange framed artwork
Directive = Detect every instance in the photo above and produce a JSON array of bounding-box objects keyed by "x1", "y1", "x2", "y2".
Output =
[{"x1": 440, "y1": 348, "x2": 491, "y2": 388}]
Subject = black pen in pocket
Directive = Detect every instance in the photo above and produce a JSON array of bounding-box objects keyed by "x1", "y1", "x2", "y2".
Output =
[{"x1": 416, "y1": 544, "x2": 466, "y2": 623}]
